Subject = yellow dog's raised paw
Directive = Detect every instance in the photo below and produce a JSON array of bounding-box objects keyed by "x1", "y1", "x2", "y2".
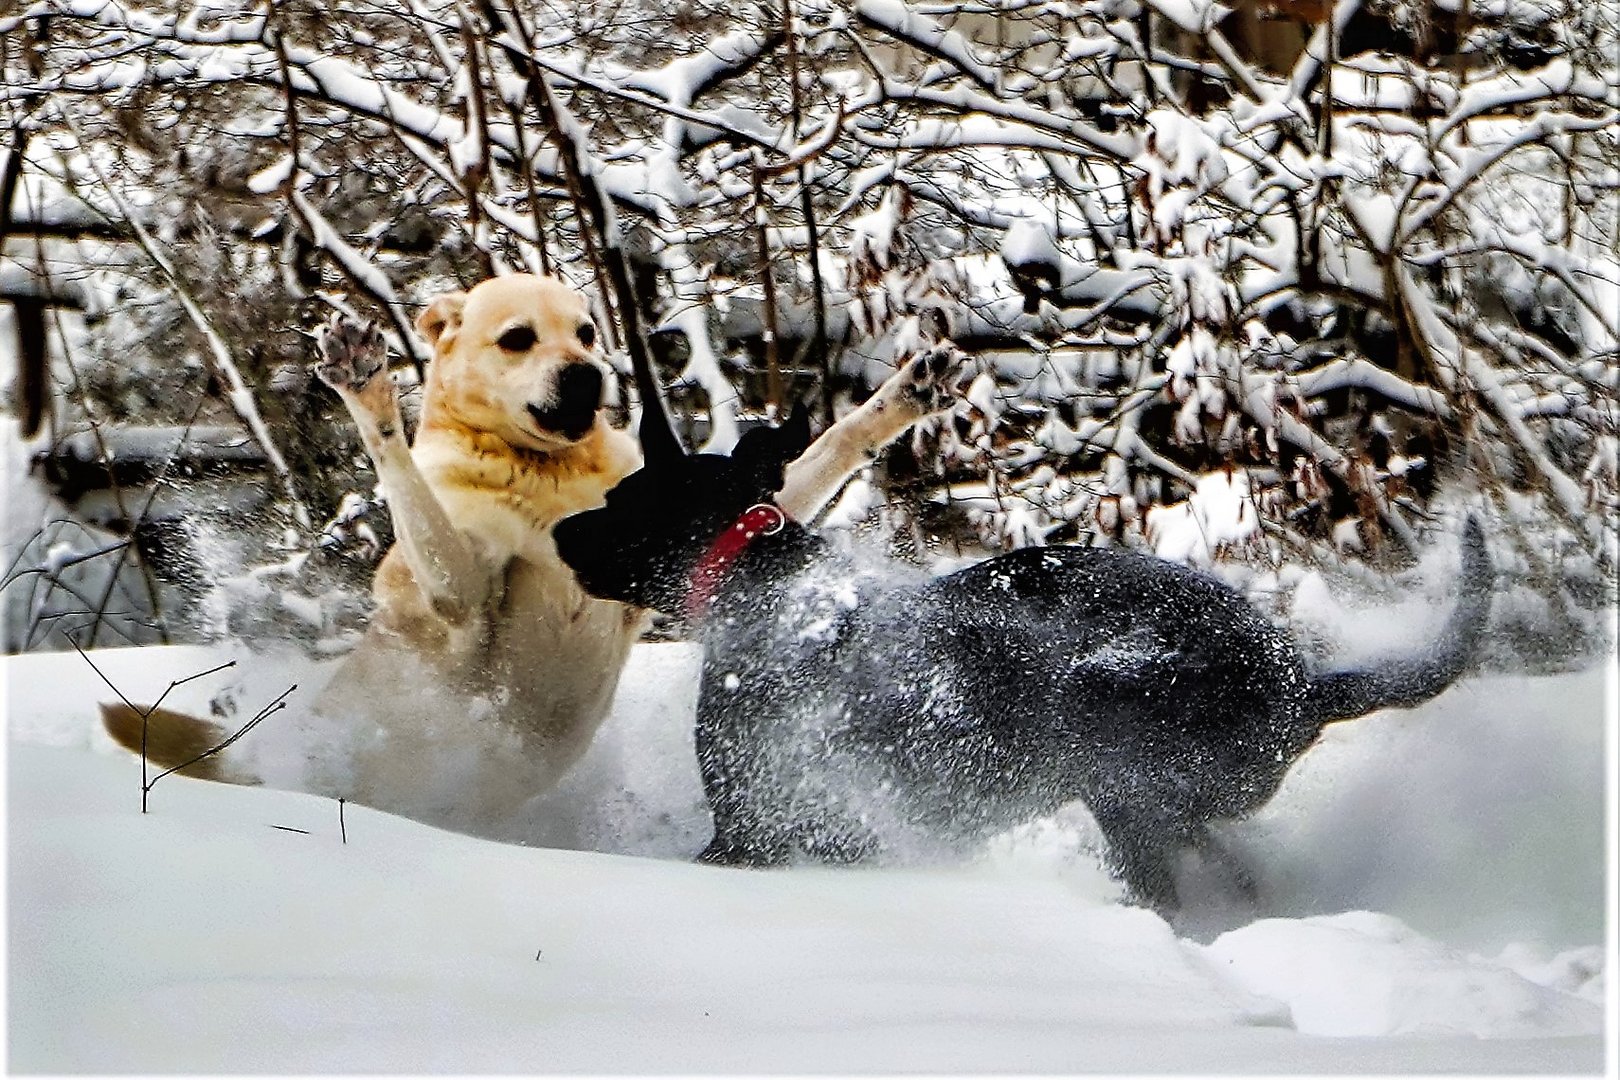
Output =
[
  {"x1": 314, "y1": 313, "x2": 388, "y2": 392},
  {"x1": 897, "y1": 342, "x2": 970, "y2": 414}
]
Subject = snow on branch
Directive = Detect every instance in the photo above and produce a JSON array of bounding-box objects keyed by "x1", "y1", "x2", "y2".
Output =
[
  {"x1": 1292, "y1": 358, "x2": 1455, "y2": 418},
  {"x1": 853, "y1": 0, "x2": 1001, "y2": 92},
  {"x1": 5, "y1": 0, "x2": 1615, "y2": 609},
  {"x1": 45, "y1": 112, "x2": 307, "y2": 528},
  {"x1": 623, "y1": 25, "x2": 785, "y2": 104}
]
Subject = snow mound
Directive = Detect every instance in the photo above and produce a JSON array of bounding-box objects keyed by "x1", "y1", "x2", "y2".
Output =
[
  {"x1": 1203, "y1": 911, "x2": 1603, "y2": 1038},
  {"x1": 1, "y1": 641, "x2": 712, "y2": 854},
  {"x1": 4, "y1": 644, "x2": 1610, "y2": 1072},
  {"x1": 7, "y1": 740, "x2": 1606, "y2": 1074},
  {"x1": 1496, "y1": 941, "x2": 1607, "y2": 1004}
]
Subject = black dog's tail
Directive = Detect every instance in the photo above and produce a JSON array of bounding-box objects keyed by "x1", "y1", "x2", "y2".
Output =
[{"x1": 1303, "y1": 516, "x2": 1493, "y2": 727}]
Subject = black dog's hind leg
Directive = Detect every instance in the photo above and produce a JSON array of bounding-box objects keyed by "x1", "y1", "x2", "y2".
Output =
[
  {"x1": 797, "y1": 813, "x2": 885, "y2": 864},
  {"x1": 1093, "y1": 806, "x2": 1188, "y2": 912},
  {"x1": 1191, "y1": 824, "x2": 1260, "y2": 907}
]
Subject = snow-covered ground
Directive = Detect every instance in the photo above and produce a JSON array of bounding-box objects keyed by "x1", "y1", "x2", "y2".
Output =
[{"x1": 4, "y1": 640, "x2": 1615, "y2": 1072}]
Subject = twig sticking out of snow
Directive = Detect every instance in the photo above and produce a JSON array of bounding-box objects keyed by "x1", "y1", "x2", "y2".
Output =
[
  {"x1": 142, "y1": 685, "x2": 295, "y2": 794},
  {"x1": 65, "y1": 631, "x2": 295, "y2": 813}
]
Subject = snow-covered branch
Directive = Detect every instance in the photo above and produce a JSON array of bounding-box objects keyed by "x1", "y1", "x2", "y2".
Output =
[{"x1": 4, "y1": 0, "x2": 1614, "y2": 614}]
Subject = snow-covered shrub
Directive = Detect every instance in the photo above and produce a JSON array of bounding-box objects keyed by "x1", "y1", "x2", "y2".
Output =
[{"x1": 1, "y1": 0, "x2": 1613, "y2": 659}]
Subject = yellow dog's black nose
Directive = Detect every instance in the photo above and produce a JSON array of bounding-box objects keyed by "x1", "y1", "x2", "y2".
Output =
[
  {"x1": 528, "y1": 363, "x2": 602, "y2": 440},
  {"x1": 557, "y1": 362, "x2": 603, "y2": 417}
]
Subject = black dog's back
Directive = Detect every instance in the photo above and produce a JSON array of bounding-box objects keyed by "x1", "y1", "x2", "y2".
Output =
[{"x1": 847, "y1": 548, "x2": 1313, "y2": 842}]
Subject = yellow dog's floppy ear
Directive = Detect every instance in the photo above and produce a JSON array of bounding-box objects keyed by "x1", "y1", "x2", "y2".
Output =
[{"x1": 416, "y1": 291, "x2": 468, "y2": 350}]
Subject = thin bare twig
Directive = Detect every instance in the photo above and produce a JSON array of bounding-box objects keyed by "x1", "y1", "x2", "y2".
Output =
[
  {"x1": 753, "y1": 160, "x2": 783, "y2": 418},
  {"x1": 66, "y1": 629, "x2": 237, "y2": 811},
  {"x1": 146, "y1": 684, "x2": 296, "y2": 788}
]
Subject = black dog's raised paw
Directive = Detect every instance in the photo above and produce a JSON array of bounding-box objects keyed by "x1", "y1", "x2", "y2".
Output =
[{"x1": 314, "y1": 314, "x2": 387, "y2": 391}]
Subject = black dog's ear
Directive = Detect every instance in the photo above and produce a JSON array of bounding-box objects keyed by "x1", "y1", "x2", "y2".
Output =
[
  {"x1": 733, "y1": 401, "x2": 813, "y2": 494},
  {"x1": 782, "y1": 399, "x2": 812, "y2": 456}
]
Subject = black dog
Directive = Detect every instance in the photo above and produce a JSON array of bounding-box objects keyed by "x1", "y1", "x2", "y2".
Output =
[{"x1": 555, "y1": 403, "x2": 1491, "y2": 909}]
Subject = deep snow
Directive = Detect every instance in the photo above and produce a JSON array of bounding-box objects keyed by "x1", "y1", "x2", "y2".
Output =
[{"x1": 3, "y1": 638, "x2": 1613, "y2": 1073}]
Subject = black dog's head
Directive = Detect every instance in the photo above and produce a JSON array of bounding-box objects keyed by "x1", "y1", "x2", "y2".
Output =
[{"x1": 555, "y1": 403, "x2": 812, "y2": 612}]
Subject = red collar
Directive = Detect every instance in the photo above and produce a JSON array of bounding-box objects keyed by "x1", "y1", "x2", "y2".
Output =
[{"x1": 685, "y1": 503, "x2": 789, "y2": 623}]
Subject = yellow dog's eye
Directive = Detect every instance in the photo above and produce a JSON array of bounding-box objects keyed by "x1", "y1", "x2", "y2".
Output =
[
  {"x1": 577, "y1": 324, "x2": 596, "y2": 348},
  {"x1": 498, "y1": 326, "x2": 536, "y2": 353}
]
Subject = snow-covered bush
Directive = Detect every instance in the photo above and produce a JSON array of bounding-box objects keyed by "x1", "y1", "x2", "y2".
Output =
[{"x1": 2, "y1": 0, "x2": 1614, "y2": 658}]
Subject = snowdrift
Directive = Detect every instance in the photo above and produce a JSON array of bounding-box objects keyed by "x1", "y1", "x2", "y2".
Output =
[{"x1": 4, "y1": 643, "x2": 1611, "y2": 1073}]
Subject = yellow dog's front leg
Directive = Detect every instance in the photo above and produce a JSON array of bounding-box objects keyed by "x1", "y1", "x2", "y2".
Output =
[
  {"x1": 777, "y1": 344, "x2": 968, "y2": 521},
  {"x1": 315, "y1": 315, "x2": 492, "y2": 624}
]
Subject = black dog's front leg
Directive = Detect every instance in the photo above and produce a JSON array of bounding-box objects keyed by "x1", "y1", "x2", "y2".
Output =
[
  {"x1": 697, "y1": 833, "x2": 790, "y2": 867},
  {"x1": 693, "y1": 677, "x2": 795, "y2": 867}
]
